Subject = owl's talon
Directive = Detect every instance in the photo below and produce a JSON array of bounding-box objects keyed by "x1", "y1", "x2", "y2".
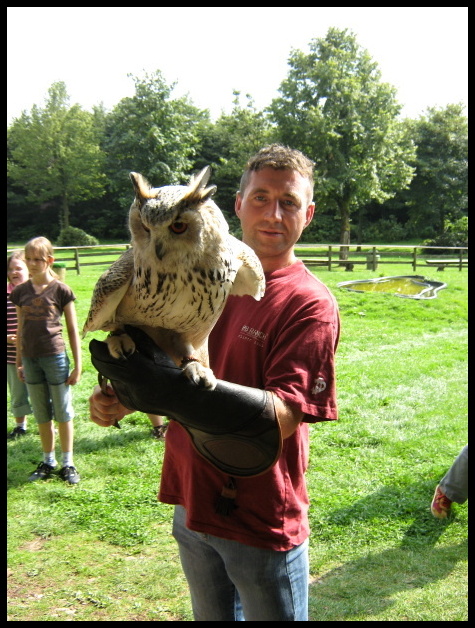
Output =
[
  {"x1": 98, "y1": 373, "x2": 109, "y2": 395},
  {"x1": 106, "y1": 333, "x2": 136, "y2": 359},
  {"x1": 97, "y1": 375, "x2": 121, "y2": 428},
  {"x1": 182, "y1": 361, "x2": 217, "y2": 390}
]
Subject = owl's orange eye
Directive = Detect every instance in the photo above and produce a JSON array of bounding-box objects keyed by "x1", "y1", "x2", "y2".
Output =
[{"x1": 170, "y1": 222, "x2": 188, "y2": 234}]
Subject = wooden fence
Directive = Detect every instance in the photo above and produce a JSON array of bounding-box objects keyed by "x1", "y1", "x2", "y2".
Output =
[
  {"x1": 296, "y1": 244, "x2": 468, "y2": 272},
  {"x1": 7, "y1": 243, "x2": 468, "y2": 274},
  {"x1": 6, "y1": 244, "x2": 131, "y2": 275}
]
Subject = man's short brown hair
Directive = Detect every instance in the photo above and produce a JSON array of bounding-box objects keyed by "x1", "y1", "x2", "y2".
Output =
[{"x1": 239, "y1": 144, "x2": 315, "y2": 200}]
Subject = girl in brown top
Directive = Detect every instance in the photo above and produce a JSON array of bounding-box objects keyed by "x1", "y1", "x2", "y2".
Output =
[{"x1": 11, "y1": 237, "x2": 82, "y2": 484}]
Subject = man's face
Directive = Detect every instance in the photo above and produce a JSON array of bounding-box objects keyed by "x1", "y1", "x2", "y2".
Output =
[{"x1": 235, "y1": 167, "x2": 315, "y2": 268}]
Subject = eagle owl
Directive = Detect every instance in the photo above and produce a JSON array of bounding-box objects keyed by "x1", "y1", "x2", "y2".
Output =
[{"x1": 83, "y1": 166, "x2": 265, "y2": 389}]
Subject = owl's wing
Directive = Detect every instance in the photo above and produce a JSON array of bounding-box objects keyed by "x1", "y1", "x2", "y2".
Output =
[
  {"x1": 227, "y1": 235, "x2": 266, "y2": 301},
  {"x1": 82, "y1": 248, "x2": 135, "y2": 335}
]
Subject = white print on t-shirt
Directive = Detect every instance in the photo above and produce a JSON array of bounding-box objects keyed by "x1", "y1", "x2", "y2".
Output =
[
  {"x1": 311, "y1": 377, "x2": 327, "y2": 395},
  {"x1": 238, "y1": 325, "x2": 268, "y2": 348}
]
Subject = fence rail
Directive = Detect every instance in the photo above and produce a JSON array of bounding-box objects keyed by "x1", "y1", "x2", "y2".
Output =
[
  {"x1": 6, "y1": 244, "x2": 131, "y2": 275},
  {"x1": 7, "y1": 243, "x2": 468, "y2": 274},
  {"x1": 296, "y1": 244, "x2": 468, "y2": 272}
]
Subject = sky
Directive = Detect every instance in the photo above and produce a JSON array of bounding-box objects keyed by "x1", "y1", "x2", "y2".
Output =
[{"x1": 7, "y1": 7, "x2": 468, "y2": 125}]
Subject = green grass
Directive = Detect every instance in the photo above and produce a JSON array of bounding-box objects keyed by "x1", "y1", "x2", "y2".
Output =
[{"x1": 7, "y1": 260, "x2": 467, "y2": 621}]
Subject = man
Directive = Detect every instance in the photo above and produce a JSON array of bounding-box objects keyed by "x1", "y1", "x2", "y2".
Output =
[
  {"x1": 431, "y1": 445, "x2": 468, "y2": 518},
  {"x1": 89, "y1": 144, "x2": 340, "y2": 621}
]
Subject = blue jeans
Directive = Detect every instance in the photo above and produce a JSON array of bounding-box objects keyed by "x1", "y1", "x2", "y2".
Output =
[
  {"x1": 172, "y1": 505, "x2": 309, "y2": 621},
  {"x1": 22, "y1": 353, "x2": 74, "y2": 424},
  {"x1": 440, "y1": 445, "x2": 468, "y2": 504}
]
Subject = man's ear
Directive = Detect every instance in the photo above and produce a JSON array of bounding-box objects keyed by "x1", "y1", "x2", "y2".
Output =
[
  {"x1": 235, "y1": 192, "x2": 242, "y2": 217},
  {"x1": 304, "y1": 203, "x2": 315, "y2": 228}
]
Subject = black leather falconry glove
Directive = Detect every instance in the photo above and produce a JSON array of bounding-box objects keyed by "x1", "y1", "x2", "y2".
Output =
[{"x1": 89, "y1": 325, "x2": 282, "y2": 477}]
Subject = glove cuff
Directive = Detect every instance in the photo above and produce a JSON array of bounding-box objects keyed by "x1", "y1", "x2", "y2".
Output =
[{"x1": 180, "y1": 392, "x2": 281, "y2": 477}]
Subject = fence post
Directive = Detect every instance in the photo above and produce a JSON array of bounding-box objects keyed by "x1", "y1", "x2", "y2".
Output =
[
  {"x1": 75, "y1": 249, "x2": 81, "y2": 275},
  {"x1": 328, "y1": 246, "x2": 332, "y2": 271},
  {"x1": 366, "y1": 247, "x2": 380, "y2": 270}
]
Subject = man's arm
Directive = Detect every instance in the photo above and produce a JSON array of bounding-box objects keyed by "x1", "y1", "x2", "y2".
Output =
[
  {"x1": 89, "y1": 382, "x2": 301, "y2": 439},
  {"x1": 89, "y1": 326, "x2": 282, "y2": 477},
  {"x1": 272, "y1": 396, "x2": 303, "y2": 439}
]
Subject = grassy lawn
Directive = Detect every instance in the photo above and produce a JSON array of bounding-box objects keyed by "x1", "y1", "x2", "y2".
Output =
[{"x1": 7, "y1": 255, "x2": 467, "y2": 621}]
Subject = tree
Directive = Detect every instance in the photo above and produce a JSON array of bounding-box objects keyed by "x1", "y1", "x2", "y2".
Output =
[
  {"x1": 7, "y1": 81, "x2": 106, "y2": 231},
  {"x1": 269, "y1": 28, "x2": 416, "y2": 256},
  {"x1": 195, "y1": 91, "x2": 275, "y2": 232},
  {"x1": 101, "y1": 71, "x2": 208, "y2": 211},
  {"x1": 404, "y1": 104, "x2": 468, "y2": 237}
]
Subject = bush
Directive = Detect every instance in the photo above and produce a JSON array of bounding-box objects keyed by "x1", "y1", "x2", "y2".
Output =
[
  {"x1": 56, "y1": 226, "x2": 99, "y2": 247},
  {"x1": 303, "y1": 213, "x2": 341, "y2": 243},
  {"x1": 422, "y1": 216, "x2": 468, "y2": 254},
  {"x1": 362, "y1": 216, "x2": 407, "y2": 243}
]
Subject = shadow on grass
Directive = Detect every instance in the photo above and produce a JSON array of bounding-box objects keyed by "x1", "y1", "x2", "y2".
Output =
[{"x1": 309, "y1": 484, "x2": 467, "y2": 620}]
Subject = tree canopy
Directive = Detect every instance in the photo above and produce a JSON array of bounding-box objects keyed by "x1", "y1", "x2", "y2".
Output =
[
  {"x1": 404, "y1": 104, "x2": 468, "y2": 238},
  {"x1": 99, "y1": 70, "x2": 209, "y2": 212},
  {"x1": 7, "y1": 82, "x2": 106, "y2": 230},
  {"x1": 270, "y1": 28, "x2": 416, "y2": 252},
  {"x1": 6, "y1": 29, "x2": 467, "y2": 246}
]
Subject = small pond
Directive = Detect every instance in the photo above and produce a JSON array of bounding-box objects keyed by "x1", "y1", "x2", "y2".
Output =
[{"x1": 337, "y1": 275, "x2": 447, "y2": 300}]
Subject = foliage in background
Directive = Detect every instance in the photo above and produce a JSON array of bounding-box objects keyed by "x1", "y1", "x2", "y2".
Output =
[
  {"x1": 56, "y1": 226, "x2": 99, "y2": 247},
  {"x1": 7, "y1": 82, "x2": 106, "y2": 234},
  {"x1": 7, "y1": 29, "x2": 467, "y2": 246},
  {"x1": 195, "y1": 91, "x2": 276, "y2": 224},
  {"x1": 359, "y1": 215, "x2": 407, "y2": 243},
  {"x1": 404, "y1": 104, "x2": 468, "y2": 238},
  {"x1": 101, "y1": 70, "x2": 208, "y2": 212},
  {"x1": 269, "y1": 28, "x2": 416, "y2": 251},
  {"x1": 422, "y1": 216, "x2": 468, "y2": 253}
]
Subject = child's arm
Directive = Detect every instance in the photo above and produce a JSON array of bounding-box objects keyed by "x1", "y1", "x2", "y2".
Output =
[{"x1": 64, "y1": 301, "x2": 82, "y2": 385}]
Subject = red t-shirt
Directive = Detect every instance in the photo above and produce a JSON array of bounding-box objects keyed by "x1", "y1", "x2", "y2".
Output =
[{"x1": 159, "y1": 261, "x2": 340, "y2": 550}]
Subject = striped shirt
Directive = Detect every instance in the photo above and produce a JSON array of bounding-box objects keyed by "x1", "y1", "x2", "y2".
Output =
[{"x1": 7, "y1": 284, "x2": 18, "y2": 365}]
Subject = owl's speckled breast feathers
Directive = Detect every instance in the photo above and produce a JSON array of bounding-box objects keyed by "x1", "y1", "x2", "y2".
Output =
[{"x1": 83, "y1": 166, "x2": 265, "y2": 388}]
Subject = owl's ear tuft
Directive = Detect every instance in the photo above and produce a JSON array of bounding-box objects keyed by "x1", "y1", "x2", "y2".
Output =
[
  {"x1": 130, "y1": 172, "x2": 156, "y2": 201},
  {"x1": 188, "y1": 166, "x2": 211, "y2": 188},
  {"x1": 184, "y1": 166, "x2": 217, "y2": 206}
]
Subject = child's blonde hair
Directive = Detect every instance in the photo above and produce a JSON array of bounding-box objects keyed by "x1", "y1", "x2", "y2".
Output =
[{"x1": 24, "y1": 237, "x2": 59, "y2": 279}]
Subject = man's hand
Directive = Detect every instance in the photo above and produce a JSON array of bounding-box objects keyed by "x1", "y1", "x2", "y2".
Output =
[{"x1": 89, "y1": 383, "x2": 132, "y2": 428}]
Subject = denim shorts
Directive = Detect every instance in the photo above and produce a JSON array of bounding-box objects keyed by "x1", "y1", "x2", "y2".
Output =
[{"x1": 22, "y1": 353, "x2": 74, "y2": 424}]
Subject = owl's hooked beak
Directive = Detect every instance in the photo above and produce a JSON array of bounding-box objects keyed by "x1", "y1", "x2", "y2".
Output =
[{"x1": 155, "y1": 242, "x2": 165, "y2": 261}]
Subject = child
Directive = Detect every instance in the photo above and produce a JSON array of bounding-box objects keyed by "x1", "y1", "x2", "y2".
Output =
[
  {"x1": 10, "y1": 237, "x2": 83, "y2": 484},
  {"x1": 7, "y1": 251, "x2": 32, "y2": 438}
]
